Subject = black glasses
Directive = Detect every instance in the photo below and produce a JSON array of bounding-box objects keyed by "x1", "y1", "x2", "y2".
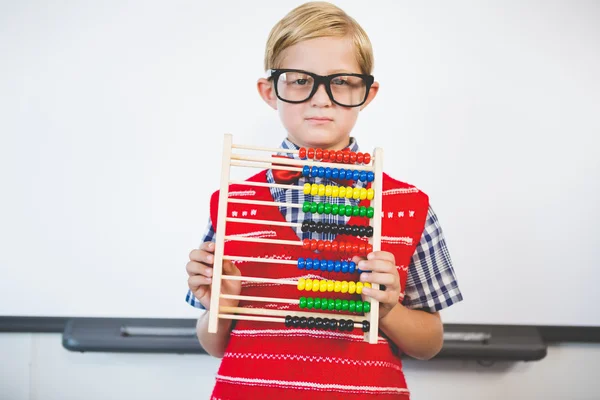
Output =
[{"x1": 268, "y1": 69, "x2": 374, "y2": 107}]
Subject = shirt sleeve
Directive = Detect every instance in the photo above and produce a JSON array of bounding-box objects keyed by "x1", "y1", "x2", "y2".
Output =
[
  {"x1": 402, "y1": 205, "x2": 463, "y2": 312},
  {"x1": 185, "y1": 217, "x2": 216, "y2": 309}
]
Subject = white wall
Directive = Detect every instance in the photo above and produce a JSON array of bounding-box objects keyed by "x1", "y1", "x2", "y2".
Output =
[{"x1": 1, "y1": 334, "x2": 599, "y2": 400}]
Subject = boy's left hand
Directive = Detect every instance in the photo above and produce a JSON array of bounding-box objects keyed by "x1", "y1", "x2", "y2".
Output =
[{"x1": 353, "y1": 251, "x2": 400, "y2": 320}]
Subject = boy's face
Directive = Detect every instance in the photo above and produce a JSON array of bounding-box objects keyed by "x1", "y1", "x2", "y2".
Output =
[{"x1": 258, "y1": 36, "x2": 379, "y2": 150}]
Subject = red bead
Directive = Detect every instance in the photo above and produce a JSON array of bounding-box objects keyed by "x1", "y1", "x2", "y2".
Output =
[
  {"x1": 336, "y1": 151, "x2": 343, "y2": 162},
  {"x1": 322, "y1": 150, "x2": 330, "y2": 161},
  {"x1": 338, "y1": 241, "x2": 346, "y2": 253},
  {"x1": 303, "y1": 239, "x2": 310, "y2": 250},
  {"x1": 352, "y1": 244, "x2": 359, "y2": 254},
  {"x1": 366, "y1": 244, "x2": 373, "y2": 254},
  {"x1": 364, "y1": 153, "x2": 371, "y2": 164},
  {"x1": 311, "y1": 239, "x2": 318, "y2": 251},
  {"x1": 299, "y1": 147, "x2": 307, "y2": 159},
  {"x1": 357, "y1": 152, "x2": 364, "y2": 163},
  {"x1": 349, "y1": 152, "x2": 357, "y2": 163},
  {"x1": 315, "y1": 148, "x2": 323, "y2": 160},
  {"x1": 343, "y1": 153, "x2": 350, "y2": 163},
  {"x1": 317, "y1": 240, "x2": 325, "y2": 252},
  {"x1": 308, "y1": 148, "x2": 315, "y2": 159},
  {"x1": 331, "y1": 241, "x2": 339, "y2": 252},
  {"x1": 347, "y1": 243, "x2": 354, "y2": 254},
  {"x1": 324, "y1": 241, "x2": 331, "y2": 252},
  {"x1": 359, "y1": 243, "x2": 366, "y2": 255}
]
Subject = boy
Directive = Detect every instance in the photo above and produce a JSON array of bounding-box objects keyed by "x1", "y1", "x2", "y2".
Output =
[{"x1": 185, "y1": 2, "x2": 462, "y2": 399}]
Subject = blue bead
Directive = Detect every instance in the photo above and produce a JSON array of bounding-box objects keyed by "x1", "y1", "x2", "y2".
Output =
[
  {"x1": 341, "y1": 261, "x2": 349, "y2": 273},
  {"x1": 349, "y1": 261, "x2": 356, "y2": 273},
  {"x1": 352, "y1": 170, "x2": 360, "y2": 181},
  {"x1": 306, "y1": 258, "x2": 313, "y2": 270},
  {"x1": 367, "y1": 172, "x2": 374, "y2": 182},
  {"x1": 298, "y1": 258, "x2": 306, "y2": 269},
  {"x1": 327, "y1": 260, "x2": 335, "y2": 272},
  {"x1": 318, "y1": 167, "x2": 325, "y2": 178},
  {"x1": 320, "y1": 259, "x2": 328, "y2": 271},
  {"x1": 339, "y1": 169, "x2": 346, "y2": 180},
  {"x1": 331, "y1": 168, "x2": 339, "y2": 179},
  {"x1": 324, "y1": 168, "x2": 332, "y2": 179},
  {"x1": 359, "y1": 171, "x2": 367, "y2": 182},
  {"x1": 357, "y1": 268, "x2": 362, "y2": 274},
  {"x1": 302, "y1": 166, "x2": 310, "y2": 177},
  {"x1": 334, "y1": 261, "x2": 342, "y2": 273},
  {"x1": 311, "y1": 166, "x2": 319, "y2": 177}
]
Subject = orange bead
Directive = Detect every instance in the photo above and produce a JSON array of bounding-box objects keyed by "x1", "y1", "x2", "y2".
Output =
[
  {"x1": 324, "y1": 241, "x2": 331, "y2": 252},
  {"x1": 303, "y1": 239, "x2": 310, "y2": 250},
  {"x1": 359, "y1": 243, "x2": 366, "y2": 254},
  {"x1": 363, "y1": 153, "x2": 371, "y2": 164},
  {"x1": 311, "y1": 239, "x2": 318, "y2": 251},
  {"x1": 315, "y1": 148, "x2": 323, "y2": 160},
  {"x1": 349, "y1": 152, "x2": 357, "y2": 163},
  {"x1": 338, "y1": 241, "x2": 345, "y2": 253},
  {"x1": 343, "y1": 152, "x2": 350, "y2": 163},
  {"x1": 357, "y1": 152, "x2": 364, "y2": 163},
  {"x1": 336, "y1": 151, "x2": 343, "y2": 162},
  {"x1": 308, "y1": 148, "x2": 315, "y2": 159},
  {"x1": 352, "y1": 244, "x2": 359, "y2": 254},
  {"x1": 366, "y1": 244, "x2": 373, "y2": 254},
  {"x1": 299, "y1": 147, "x2": 307, "y2": 159},
  {"x1": 317, "y1": 240, "x2": 325, "y2": 252},
  {"x1": 322, "y1": 150, "x2": 330, "y2": 161},
  {"x1": 331, "y1": 241, "x2": 339, "y2": 252}
]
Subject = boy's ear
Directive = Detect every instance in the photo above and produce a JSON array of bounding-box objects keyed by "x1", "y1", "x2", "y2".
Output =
[
  {"x1": 257, "y1": 78, "x2": 278, "y2": 110},
  {"x1": 360, "y1": 81, "x2": 379, "y2": 111}
]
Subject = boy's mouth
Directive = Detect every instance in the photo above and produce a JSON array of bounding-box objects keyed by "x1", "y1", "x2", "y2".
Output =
[{"x1": 305, "y1": 116, "x2": 333, "y2": 124}]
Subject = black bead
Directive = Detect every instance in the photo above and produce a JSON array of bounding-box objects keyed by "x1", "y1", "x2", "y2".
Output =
[
  {"x1": 329, "y1": 319, "x2": 339, "y2": 331},
  {"x1": 315, "y1": 317, "x2": 324, "y2": 329},
  {"x1": 307, "y1": 317, "x2": 316, "y2": 329},
  {"x1": 299, "y1": 317, "x2": 308, "y2": 328},
  {"x1": 308, "y1": 220, "x2": 317, "y2": 232},
  {"x1": 347, "y1": 319, "x2": 355, "y2": 332},
  {"x1": 358, "y1": 226, "x2": 367, "y2": 237},
  {"x1": 322, "y1": 223, "x2": 331, "y2": 234},
  {"x1": 345, "y1": 225, "x2": 352, "y2": 235},
  {"x1": 330, "y1": 224, "x2": 338, "y2": 234},
  {"x1": 301, "y1": 220, "x2": 310, "y2": 232},
  {"x1": 366, "y1": 226, "x2": 374, "y2": 237},
  {"x1": 351, "y1": 225, "x2": 360, "y2": 236},
  {"x1": 292, "y1": 316, "x2": 300, "y2": 327},
  {"x1": 321, "y1": 318, "x2": 330, "y2": 330},
  {"x1": 362, "y1": 320, "x2": 370, "y2": 332},
  {"x1": 315, "y1": 222, "x2": 324, "y2": 233},
  {"x1": 284, "y1": 315, "x2": 292, "y2": 327}
]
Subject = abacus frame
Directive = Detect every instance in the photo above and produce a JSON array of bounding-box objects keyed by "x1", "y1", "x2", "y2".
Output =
[{"x1": 207, "y1": 134, "x2": 384, "y2": 344}]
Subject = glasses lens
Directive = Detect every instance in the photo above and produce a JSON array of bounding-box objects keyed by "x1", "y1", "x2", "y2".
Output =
[
  {"x1": 329, "y1": 75, "x2": 367, "y2": 106},
  {"x1": 276, "y1": 71, "x2": 315, "y2": 102}
]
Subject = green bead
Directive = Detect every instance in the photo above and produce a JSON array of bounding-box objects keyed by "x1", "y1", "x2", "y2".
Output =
[
  {"x1": 359, "y1": 206, "x2": 367, "y2": 217},
  {"x1": 331, "y1": 204, "x2": 339, "y2": 215},
  {"x1": 328, "y1": 299, "x2": 335, "y2": 311},
  {"x1": 345, "y1": 205, "x2": 353, "y2": 216},
  {"x1": 314, "y1": 298, "x2": 321, "y2": 309},
  {"x1": 352, "y1": 206, "x2": 360, "y2": 216},
  {"x1": 335, "y1": 299, "x2": 342, "y2": 311},
  {"x1": 310, "y1": 202, "x2": 318, "y2": 213},
  {"x1": 349, "y1": 300, "x2": 356, "y2": 312},
  {"x1": 367, "y1": 207, "x2": 374, "y2": 218},
  {"x1": 299, "y1": 297, "x2": 307, "y2": 309},
  {"x1": 341, "y1": 300, "x2": 349, "y2": 311},
  {"x1": 324, "y1": 203, "x2": 332, "y2": 214},
  {"x1": 306, "y1": 297, "x2": 314, "y2": 309},
  {"x1": 363, "y1": 301, "x2": 371, "y2": 313},
  {"x1": 303, "y1": 202, "x2": 311, "y2": 212},
  {"x1": 317, "y1": 203, "x2": 324, "y2": 214},
  {"x1": 355, "y1": 301, "x2": 363, "y2": 313},
  {"x1": 321, "y1": 299, "x2": 329, "y2": 310}
]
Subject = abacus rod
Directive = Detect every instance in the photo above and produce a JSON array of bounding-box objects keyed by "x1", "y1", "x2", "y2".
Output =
[
  {"x1": 222, "y1": 275, "x2": 298, "y2": 285},
  {"x1": 219, "y1": 306, "x2": 366, "y2": 322},
  {"x1": 228, "y1": 198, "x2": 303, "y2": 208},
  {"x1": 224, "y1": 236, "x2": 301, "y2": 246},
  {"x1": 231, "y1": 144, "x2": 300, "y2": 154},
  {"x1": 218, "y1": 313, "x2": 362, "y2": 328},
  {"x1": 230, "y1": 160, "x2": 302, "y2": 172},
  {"x1": 226, "y1": 217, "x2": 302, "y2": 228},
  {"x1": 223, "y1": 255, "x2": 297, "y2": 265},
  {"x1": 229, "y1": 180, "x2": 304, "y2": 191},
  {"x1": 231, "y1": 154, "x2": 374, "y2": 171},
  {"x1": 220, "y1": 294, "x2": 299, "y2": 304}
]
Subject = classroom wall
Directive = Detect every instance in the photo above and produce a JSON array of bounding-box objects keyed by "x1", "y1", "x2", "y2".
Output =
[{"x1": 2, "y1": 334, "x2": 599, "y2": 400}]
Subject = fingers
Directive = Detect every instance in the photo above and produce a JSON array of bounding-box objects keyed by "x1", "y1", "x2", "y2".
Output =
[
  {"x1": 360, "y1": 271, "x2": 396, "y2": 286},
  {"x1": 366, "y1": 251, "x2": 395, "y2": 264},
  {"x1": 189, "y1": 248, "x2": 214, "y2": 265},
  {"x1": 200, "y1": 241, "x2": 215, "y2": 253},
  {"x1": 361, "y1": 286, "x2": 394, "y2": 303},
  {"x1": 222, "y1": 260, "x2": 240, "y2": 276},
  {"x1": 187, "y1": 274, "x2": 212, "y2": 290},
  {"x1": 357, "y1": 259, "x2": 397, "y2": 274}
]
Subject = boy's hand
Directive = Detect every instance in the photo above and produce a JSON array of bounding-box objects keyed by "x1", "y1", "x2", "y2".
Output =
[
  {"x1": 187, "y1": 242, "x2": 242, "y2": 310},
  {"x1": 353, "y1": 251, "x2": 400, "y2": 320}
]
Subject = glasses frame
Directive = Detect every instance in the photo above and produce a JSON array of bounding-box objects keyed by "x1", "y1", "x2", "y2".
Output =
[{"x1": 268, "y1": 69, "x2": 375, "y2": 108}]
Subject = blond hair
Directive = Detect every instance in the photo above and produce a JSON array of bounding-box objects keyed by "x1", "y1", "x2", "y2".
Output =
[{"x1": 264, "y1": 1, "x2": 374, "y2": 74}]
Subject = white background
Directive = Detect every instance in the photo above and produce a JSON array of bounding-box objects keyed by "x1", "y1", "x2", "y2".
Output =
[{"x1": 1, "y1": 0, "x2": 599, "y2": 326}]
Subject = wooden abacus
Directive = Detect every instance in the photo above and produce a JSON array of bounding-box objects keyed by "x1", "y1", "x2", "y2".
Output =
[{"x1": 208, "y1": 134, "x2": 383, "y2": 344}]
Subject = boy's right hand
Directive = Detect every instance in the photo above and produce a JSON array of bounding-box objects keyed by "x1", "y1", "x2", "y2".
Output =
[{"x1": 187, "y1": 242, "x2": 242, "y2": 310}]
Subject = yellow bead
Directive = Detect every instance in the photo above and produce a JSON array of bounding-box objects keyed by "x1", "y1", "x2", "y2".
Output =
[
  {"x1": 314, "y1": 280, "x2": 322, "y2": 292},
  {"x1": 345, "y1": 186, "x2": 353, "y2": 199},
  {"x1": 305, "y1": 279, "x2": 312, "y2": 291},
  {"x1": 331, "y1": 186, "x2": 339, "y2": 197},
  {"x1": 327, "y1": 280, "x2": 335, "y2": 292},
  {"x1": 297, "y1": 278, "x2": 305, "y2": 291},
  {"x1": 325, "y1": 185, "x2": 332, "y2": 197},
  {"x1": 334, "y1": 281, "x2": 342, "y2": 292},
  {"x1": 364, "y1": 282, "x2": 372, "y2": 288},
  {"x1": 367, "y1": 188, "x2": 374, "y2": 200},
  {"x1": 303, "y1": 183, "x2": 311, "y2": 195},
  {"x1": 319, "y1": 280, "x2": 327, "y2": 292},
  {"x1": 311, "y1": 184, "x2": 319, "y2": 196},
  {"x1": 360, "y1": 188, "x2": 367, "y2": 200},
  {"x1": 348, "y1": 281, "x2": 356, "y2": 294},
  {"x1": 318, "y1": 184, "x2": 325, "y2": 197},
  {"x1": 353, "y1": 188, "x2": 361, "y2": 200},
  {"x1": 356, "y1": 282, "x2": 364, "y2": 294},
  {"x1": 341, "y1": 281, "x2": 349, "y2": 293},
  {"x1": 338, "y1": 187, "x2": 346, "y2": 198}
]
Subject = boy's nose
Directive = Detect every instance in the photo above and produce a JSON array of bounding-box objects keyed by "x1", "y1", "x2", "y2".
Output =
[{"x1": 310, "y1": 83, "x2": 332, "y2": 107}]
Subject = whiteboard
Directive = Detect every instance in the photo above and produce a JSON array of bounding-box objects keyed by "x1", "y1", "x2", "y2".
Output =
[{"x1": 1, "y1": 0, "x2": 598, "y2": 326}]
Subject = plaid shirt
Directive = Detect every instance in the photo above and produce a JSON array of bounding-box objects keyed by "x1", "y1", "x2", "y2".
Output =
[{"x1": 186, "y1": 138, "x2": 463, "y2": 312}]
